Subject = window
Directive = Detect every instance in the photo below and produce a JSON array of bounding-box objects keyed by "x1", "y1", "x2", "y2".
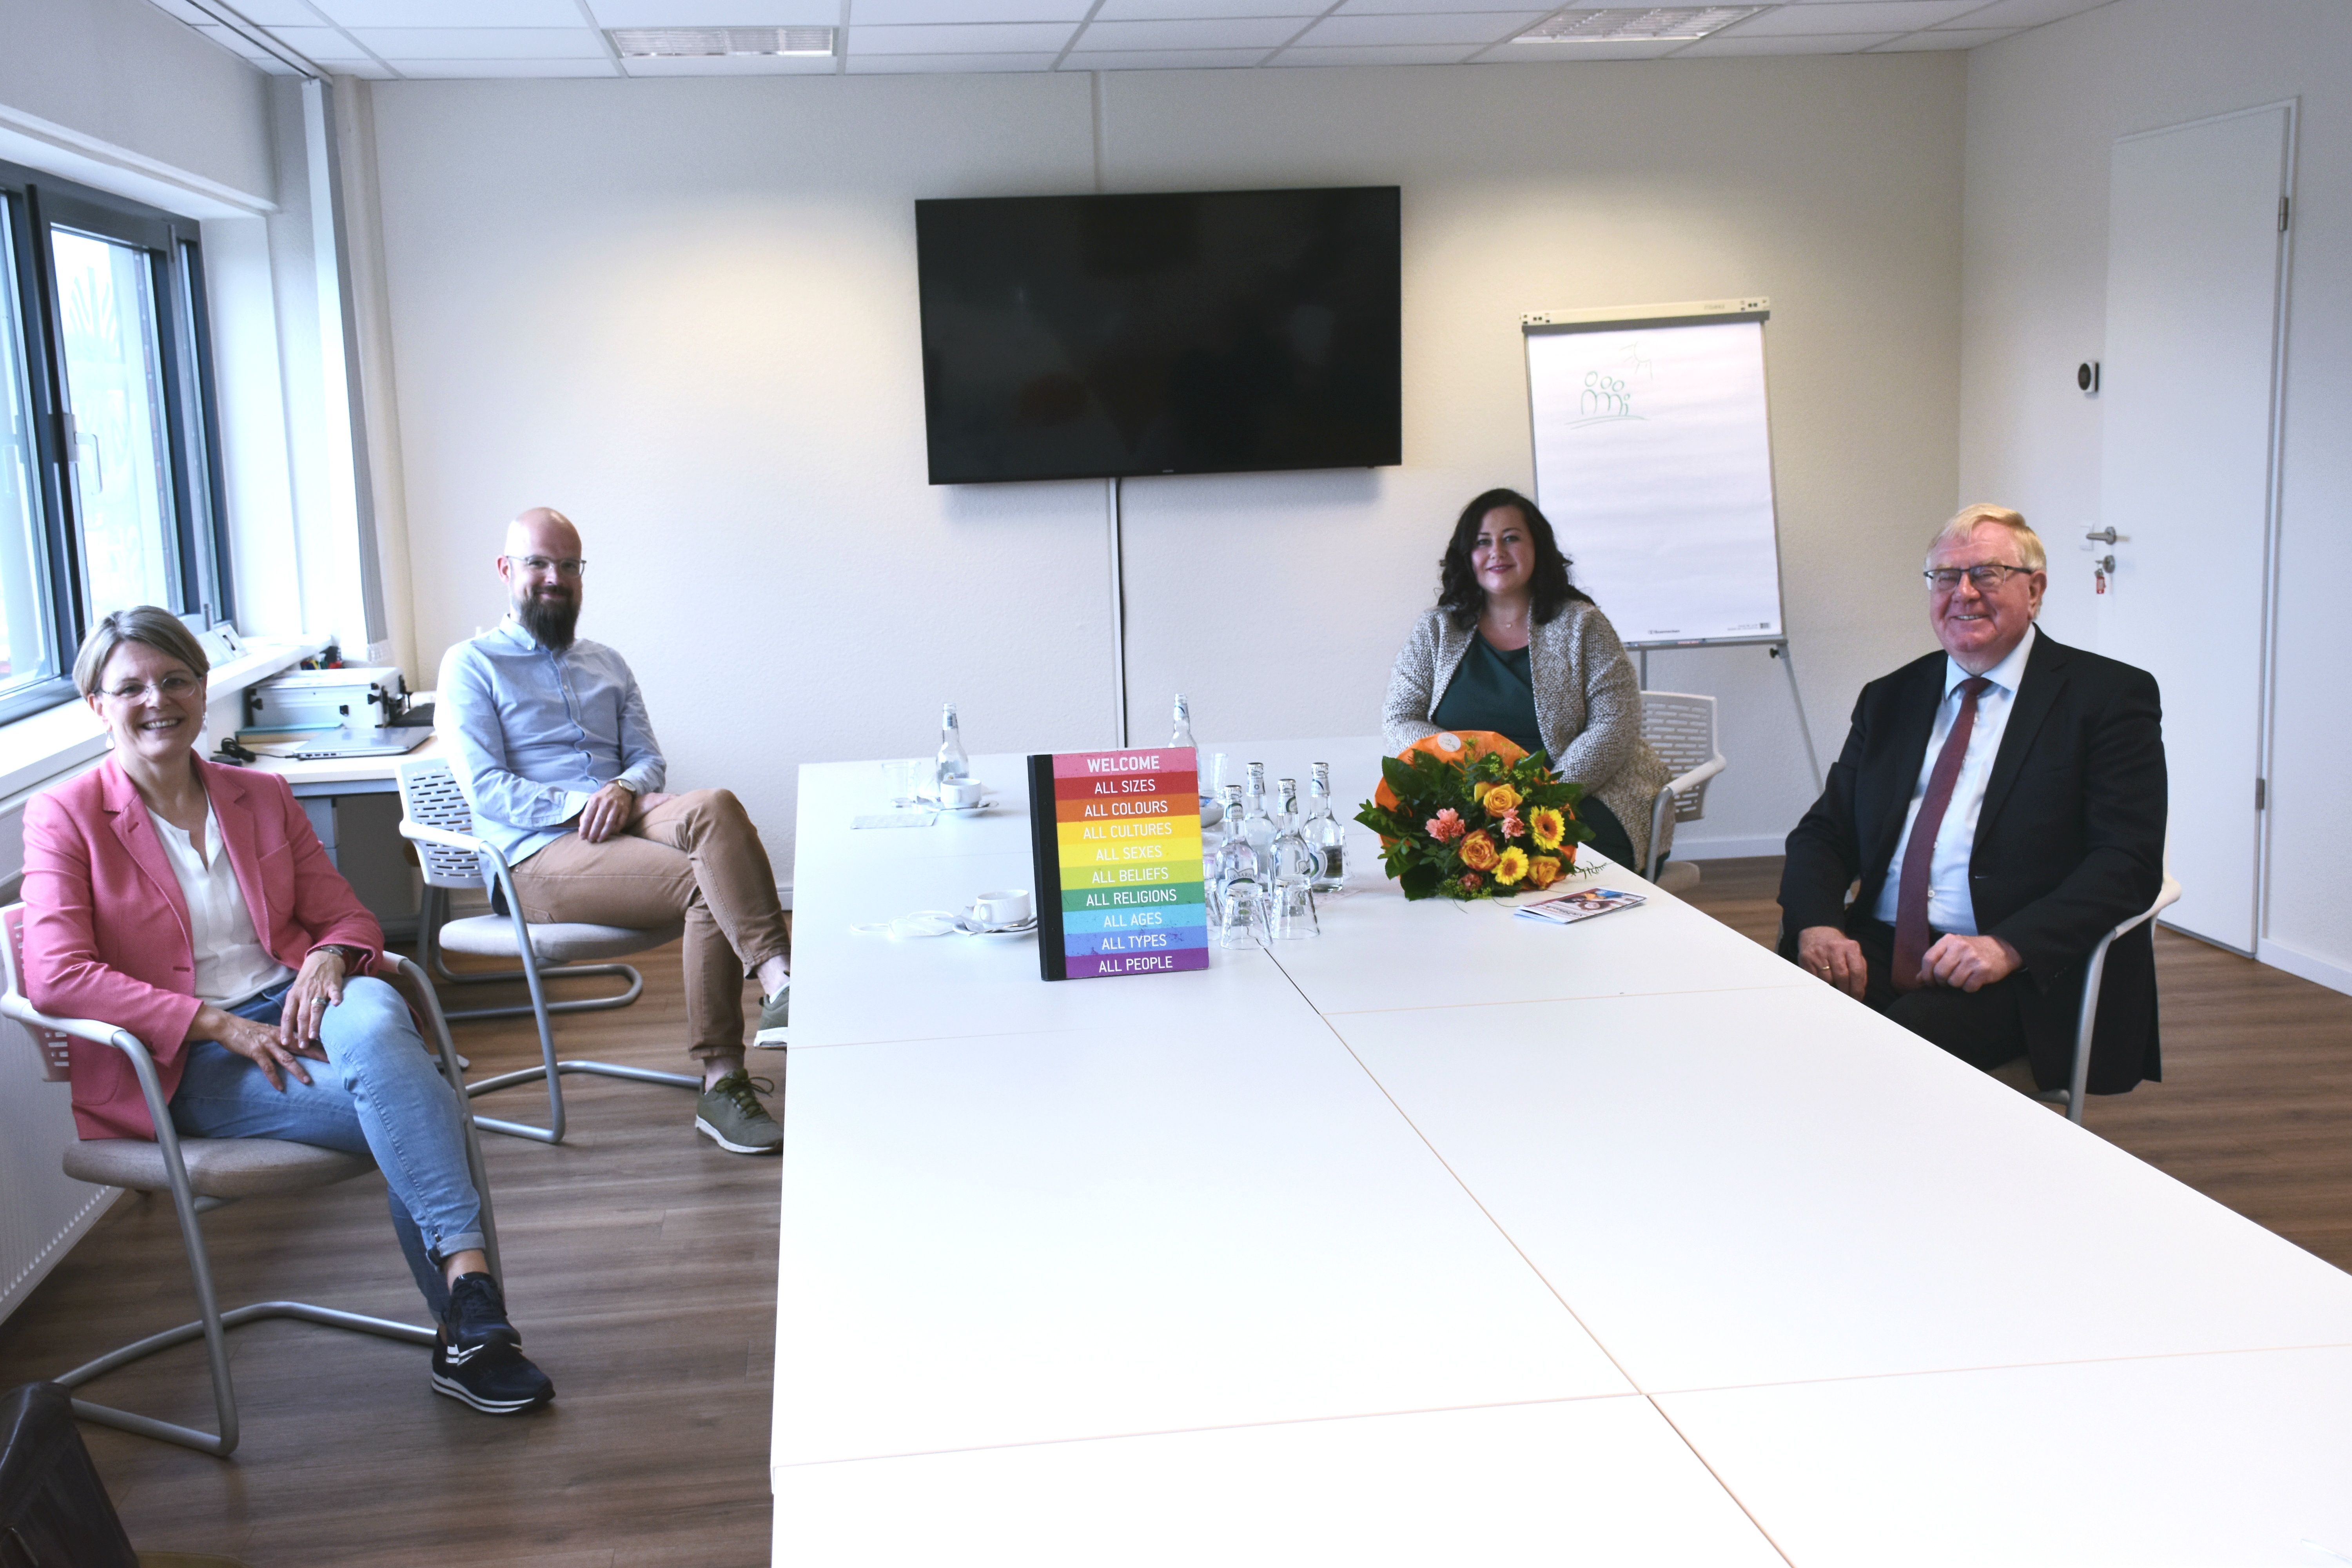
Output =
[{"x1": 0, "y1": 162, "x2": 230, "y2": 723}]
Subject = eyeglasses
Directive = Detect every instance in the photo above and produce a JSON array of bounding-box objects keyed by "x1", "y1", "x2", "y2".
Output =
[
  {"x1": 506, "y1": 555, "x2": 587, "y2": 578},
  {"x1": 102, "y1": 673, "x2": 200, "y2": 702},
  {"x1": 1924, "y1": 563, "x2": 2036, "y2": 591}
]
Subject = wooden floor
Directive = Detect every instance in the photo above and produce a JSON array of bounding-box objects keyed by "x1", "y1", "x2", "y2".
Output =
[
  {"x1": 5, "y1": 866, "x2": 2350, "y2": 1564},
  {"x1": 0, "y1": 949, "x2": 782, "y2": 1567}
]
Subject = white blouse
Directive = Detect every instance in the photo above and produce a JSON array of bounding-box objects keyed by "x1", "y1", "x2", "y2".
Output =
[{"x1": 146, "y1": 797, "x2": 295, "y2": 1006}]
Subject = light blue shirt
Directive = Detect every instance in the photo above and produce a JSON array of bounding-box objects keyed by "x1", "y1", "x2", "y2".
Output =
[
  {"x1": 1870, "y1": 622, "x2": 2038, "y2": 936},
  {"x1": 439, "y1": 617, "x2": 666, "y2": 869}
]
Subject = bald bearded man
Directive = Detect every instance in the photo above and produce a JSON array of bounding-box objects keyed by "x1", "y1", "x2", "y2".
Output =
[{"x1": 439, "y1": 508, "x2": 791, "y2": 1154}]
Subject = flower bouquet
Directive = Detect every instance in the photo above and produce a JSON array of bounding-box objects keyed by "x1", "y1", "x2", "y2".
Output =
[{"x1": 1353, "y1": 731, "x2": 1595, "y2": 902}]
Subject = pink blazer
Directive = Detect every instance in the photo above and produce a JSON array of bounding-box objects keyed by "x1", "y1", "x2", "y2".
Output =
[{"x1": 21, "y1": 757, "x2": 383, "y2": 1140}]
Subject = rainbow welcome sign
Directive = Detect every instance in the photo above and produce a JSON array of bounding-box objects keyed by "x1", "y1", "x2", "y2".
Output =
[{"x1": 1025, "y1": 747, "x2": 1208, "y2": 982}]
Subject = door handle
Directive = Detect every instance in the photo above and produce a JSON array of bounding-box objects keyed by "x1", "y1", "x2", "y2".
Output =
[{"x1": 2084, "y1": 527, "x2": 2118, "y2": 544}]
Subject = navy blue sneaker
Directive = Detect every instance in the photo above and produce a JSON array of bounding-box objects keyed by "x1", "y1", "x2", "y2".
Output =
[{"x1": 432, "y1": 1273, "x2": 553, "y2": 1415}]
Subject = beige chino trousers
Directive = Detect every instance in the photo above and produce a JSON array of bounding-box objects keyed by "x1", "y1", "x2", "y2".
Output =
[{"x1": 508, "y1": 788, "x2": 790, "y2": 1062}]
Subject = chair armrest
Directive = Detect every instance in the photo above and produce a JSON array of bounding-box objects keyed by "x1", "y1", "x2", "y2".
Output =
[
  {"x1": 2110, "y1": 873, "x2": 2183, "y2": 942},
  {"x1": 399, "y1": 819, "x2": 497, "y2": 862},
  {"x1": 1, "y1": 992, "x2": 146, "y2": 1052},
  {"x1": 1664, "y1": 753, "x2": 1726, "y2": 798}
]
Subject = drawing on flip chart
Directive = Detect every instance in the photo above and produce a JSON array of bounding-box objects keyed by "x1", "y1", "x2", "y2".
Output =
[{"x1": 1525, "y1": 316, "x2": 1784, "y2": 646}]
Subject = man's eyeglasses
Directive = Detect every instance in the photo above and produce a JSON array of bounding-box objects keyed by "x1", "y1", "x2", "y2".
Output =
[
  {"x1": 1924, "y1": 563, "x2": 2036, "y2": 591},
  {"x1": 103, "y1": 673, "x2": 200, "y2": 702},
  {"x1": 506, "y1": 555, "x2": 586, "y2": 578}
]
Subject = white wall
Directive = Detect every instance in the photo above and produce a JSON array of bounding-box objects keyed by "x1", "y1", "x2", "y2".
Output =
[
  {"x1": 364, "y1": 56, "x2": 1967, "y2": 874},
  {"x1": 1960, "y1": 0, "x2": 2352, "y2": 993}
]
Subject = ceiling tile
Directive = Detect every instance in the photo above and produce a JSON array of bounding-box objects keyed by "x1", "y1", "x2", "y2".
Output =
[
  {"x1": 314, "y1": 0, "x2": 584, "y2": 23},
  {"x1": 1667, "y1": 30, "x2": 1898, "y2": 53},
  {"x1": 849, "y1": 0, "x2": 1092, "y2": 22},
  {"x1": 1093, "y1": 0, "x2": 1322, "y2": 17},
  {"x1": 620, "y1": 51, "x2": 841, "y2": 71},
  {"x1": 1717, "y1": 2, "x2": 1985, "y2": 34},
  {"x1": 250, "y1": 24, "x2": 367, "y2": 52},
  {"x1": 589, "y1": 0, "x2": 839, "y2": 22},
  {"x1": 1272, "y1": 42, "x2": 1483, "y2": 64},
  {"x1": 1867, "y1": 25, "x2": 2020, "y2": 46},
  {"x1": 381, "y1": 56, "x2": 621, "y2": 74},
  {"x1": 230, "y1": 1, "x2": 343, "y2": 23},
  {"x1": 1063, "y1": 47, "x2": 1275, "y2": 67},
  {"x1": 1300, "y1": 10, "x2": 1543, "y2": 46},
  {"x1": 348, "y1": 25, "x2": 610, "y2": 55},
  {"x1": 848, "y1": 20, "x2": 1076, "y2": 51},
  {"x1": 1931, "y1": 0, "x2": 2105, "y2": 24},
  {"x1": 844, "y1": 49, "x2": 1061, "y2": 69},
  {"x1": 1073, "y1": 16, "x2": 1305, "y2": 48}
]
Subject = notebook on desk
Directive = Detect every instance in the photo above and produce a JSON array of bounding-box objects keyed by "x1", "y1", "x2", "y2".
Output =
[{"x1": 261, "y1": 725, "x2": 436, "y2": 761}]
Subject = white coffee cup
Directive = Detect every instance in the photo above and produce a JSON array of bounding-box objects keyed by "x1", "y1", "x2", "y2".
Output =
[
  {"x1": 970, "y1": 889, "x2": 1032, "y2": 928},
  {"x1": 940, "y1": 779, "x2": 987, "y2": 809}
]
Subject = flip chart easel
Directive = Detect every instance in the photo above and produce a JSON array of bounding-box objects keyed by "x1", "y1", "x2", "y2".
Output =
[{"x1": 1523, "y1": 298, "x2": 1822, "y2": 790}]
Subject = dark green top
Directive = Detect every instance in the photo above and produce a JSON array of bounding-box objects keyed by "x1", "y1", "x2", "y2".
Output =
[{"x1": 1430, "y1": 635, "x2": 1544, "y2": 759}]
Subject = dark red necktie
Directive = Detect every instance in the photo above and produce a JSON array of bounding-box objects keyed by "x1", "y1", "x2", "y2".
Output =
[{"x1": 1893, "y1": 676, "x2": 1992, "y2": 993}]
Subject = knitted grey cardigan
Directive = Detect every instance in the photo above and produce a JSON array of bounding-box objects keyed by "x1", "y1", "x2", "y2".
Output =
[{"x1": 1382, "y1": 601, "x2": 1671, "y2": 871}]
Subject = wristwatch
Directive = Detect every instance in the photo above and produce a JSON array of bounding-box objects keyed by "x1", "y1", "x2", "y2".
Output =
[{"x1": 315, "y1": 944, "x2": 368, "y2": 969}]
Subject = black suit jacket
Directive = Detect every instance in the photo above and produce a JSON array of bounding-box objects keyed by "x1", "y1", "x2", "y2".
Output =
[{"x1": 1779, "y1": 630, "x2": 2167, "y2": 1093}]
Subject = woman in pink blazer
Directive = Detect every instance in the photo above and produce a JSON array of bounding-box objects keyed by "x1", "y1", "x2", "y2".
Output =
[{"x1": 22, "y1": 608, "x2": 552, "y2": 1417}]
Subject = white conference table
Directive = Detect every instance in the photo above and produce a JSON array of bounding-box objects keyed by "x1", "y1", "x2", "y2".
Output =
[{"x1": 777, "y1": 740, "x2": 2352, "y2": 1566}]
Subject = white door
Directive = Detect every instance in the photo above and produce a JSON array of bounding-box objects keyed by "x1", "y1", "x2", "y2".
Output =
[{"x1": 2098, "y1": 104, "x2": 2292, "y2": 954}]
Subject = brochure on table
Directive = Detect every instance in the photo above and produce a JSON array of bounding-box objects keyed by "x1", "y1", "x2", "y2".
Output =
[{"x1": 1027, "y1": 747, "x2": 1207, "y2": 981}]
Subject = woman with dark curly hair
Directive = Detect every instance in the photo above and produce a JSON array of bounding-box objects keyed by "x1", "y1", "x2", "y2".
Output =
[{"x1": 1383, "y1": 488, "x2": 1669, "y2": 871}]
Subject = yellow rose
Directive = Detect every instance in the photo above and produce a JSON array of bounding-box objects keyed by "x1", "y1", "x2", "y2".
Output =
[
  {"x1": 1494, "y1": 846, "x2": 1530, "y2": 886},
  {"x1": 1529, "y1": 807, "x2": 1566, "y2": 851},
  {"x1": 1482, "y1": 784, "x2": 1522, "y2": 817},
  {"x1": 1526, "y1": 855, "x2": 1563, "y2": 890},
  {"x1": 1459, "y1": 830, "x2": 1499, "y2": 871}
]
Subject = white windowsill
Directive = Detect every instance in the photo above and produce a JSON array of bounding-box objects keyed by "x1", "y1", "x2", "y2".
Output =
[{"x1": 0, "y1": 634, "x2": 330, "y2": 809}]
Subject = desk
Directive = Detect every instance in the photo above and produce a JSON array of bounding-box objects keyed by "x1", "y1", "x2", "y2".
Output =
[
  {"x1": 243, "y1": 732, "x2": 450, "y2": 934},
  {"x1": 779, "y1": 742, "x2": 2352, "y2": 1566}
]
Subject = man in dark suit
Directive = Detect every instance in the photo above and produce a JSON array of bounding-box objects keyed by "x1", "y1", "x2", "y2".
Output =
[{"x1": 1779, "y1": 504, "x2": 2168, "y2": 1094}]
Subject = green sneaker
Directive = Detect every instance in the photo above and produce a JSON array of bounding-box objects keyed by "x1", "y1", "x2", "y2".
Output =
[
  {"x1": 695, "y1": 1071, "x2": 781, "y2": 1155},
  {"x1": 751, "y1": 985, "x2": 788, "y2": 1048}
]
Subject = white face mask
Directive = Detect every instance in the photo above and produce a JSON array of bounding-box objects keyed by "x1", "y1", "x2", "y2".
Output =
[{"x1": 851, "y1": 910, "x2": 961, "y2": 940}]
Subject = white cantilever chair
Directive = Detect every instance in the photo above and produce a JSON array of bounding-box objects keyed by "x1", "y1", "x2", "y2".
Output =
[
  {"x1": 397, "y1": 757, "x2": 696, "y2": 1145},
  {"x1": 1640, "y1": 691, "x2": 1727, "y2": 893},
  {"x1": 0, "y1": 907, "x2": 501, "y2": 1458},
  {"x1": 2038, "y1": 864, "x2": 2183, "y2": 1126}
]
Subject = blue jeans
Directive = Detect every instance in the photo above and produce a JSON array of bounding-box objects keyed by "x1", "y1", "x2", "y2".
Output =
[{"x1": 168, "y1": 976, "x2": 483, "y2": 1318}]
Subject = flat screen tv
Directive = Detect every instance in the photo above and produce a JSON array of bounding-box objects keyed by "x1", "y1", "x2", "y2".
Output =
[{"x1": 915, "y1": 186, "x2": 1402, "y2": 485}]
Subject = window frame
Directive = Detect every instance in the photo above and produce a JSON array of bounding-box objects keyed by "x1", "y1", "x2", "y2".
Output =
[{"x1": 0, "y1": 158, "x2": 233, "y2": 727}]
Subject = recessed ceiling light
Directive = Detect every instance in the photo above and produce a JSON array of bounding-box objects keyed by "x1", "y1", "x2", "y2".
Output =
[
  {"x1": 1515, "y1": 7, "x2": 1764, "y2": 43},
  {"x1": 608, "y1": 26, "x2": 836, "y2": 58}
]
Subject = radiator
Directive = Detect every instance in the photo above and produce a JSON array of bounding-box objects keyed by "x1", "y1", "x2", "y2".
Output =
[
  {"x1": 0, "y1": 796, "x2": 122, "y2": 1327},
  {"x1": 0, "y1": 1035, "x2": 120, "y2": 1326}
]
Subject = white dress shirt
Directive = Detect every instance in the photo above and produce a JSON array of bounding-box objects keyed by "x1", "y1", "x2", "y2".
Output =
[
  {"x1": 1869, "y1": 622, "x2": 2039, "y2": 937},
  {"x1": 146, "y1": 797, "x2": 295, "y2": 1006}
]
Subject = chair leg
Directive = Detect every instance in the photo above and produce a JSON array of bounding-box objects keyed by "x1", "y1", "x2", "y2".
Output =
[
  {"x1": 58, "y1": 1170, "x2": 435, "y2": 1458},
  {"x1": 420, "y1": 886, "x2": 648, "y2": 1020},
  {"x1": 459, "y1": 936, "x2": 695, "y2": 1146}
]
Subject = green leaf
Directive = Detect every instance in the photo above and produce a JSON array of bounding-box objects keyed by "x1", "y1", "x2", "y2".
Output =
[{"x1": 1399, "y1": 862, "x2": 1441, "y2": 900}]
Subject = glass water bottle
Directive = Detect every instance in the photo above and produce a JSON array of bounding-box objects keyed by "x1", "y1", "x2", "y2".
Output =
[
  {"x1": 1170, "y1": 693, "x2": 1198, "y2": 751},
  {"x1": 935, "y1": 703, "x2": 969, "y2": 794},
  {"x1": 1265, "y1": 778, "x2": 1323, "y2": 940},
  {"x1": 1305, "y1": 763, "x2": 1347, "y2": 895},
  {"x1": 1240, "y1": 762, "x2": 1275, "y2": 858},
  {"x1": 1209, "y1": 784, "x2": 1264, "y2": 949}
]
